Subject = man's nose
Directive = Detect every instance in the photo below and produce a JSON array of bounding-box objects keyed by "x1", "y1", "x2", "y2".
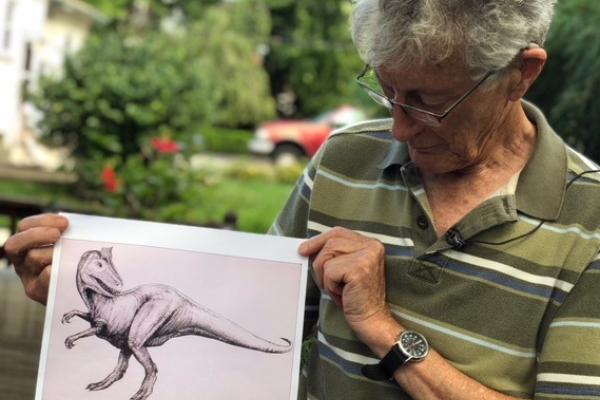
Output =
[{"x1": 391, "y1": 105, "x2": 422, "y2": 142}]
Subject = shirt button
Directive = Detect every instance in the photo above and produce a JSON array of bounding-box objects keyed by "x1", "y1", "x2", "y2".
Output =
[{"x1": 417, "y1": 215, "x2": 429, "y2": 229}]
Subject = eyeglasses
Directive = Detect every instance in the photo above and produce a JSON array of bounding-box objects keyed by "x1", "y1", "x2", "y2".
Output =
[{"x1": 356, "y1": 65, "x2": 495, "y2": 127}]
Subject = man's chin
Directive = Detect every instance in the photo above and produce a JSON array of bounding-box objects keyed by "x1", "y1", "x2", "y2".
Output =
[{"x1": 410, "y1": 152, "x2": 459, "y2": 175}]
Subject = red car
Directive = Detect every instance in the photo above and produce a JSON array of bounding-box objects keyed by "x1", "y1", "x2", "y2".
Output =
[{"x1": 249, "y1": 106, "x2": 366, "y2": 165}]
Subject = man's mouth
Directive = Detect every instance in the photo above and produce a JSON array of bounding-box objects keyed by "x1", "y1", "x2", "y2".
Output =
[{"x1": 410, "y1": 144, "x2": 440, "y2": 152}]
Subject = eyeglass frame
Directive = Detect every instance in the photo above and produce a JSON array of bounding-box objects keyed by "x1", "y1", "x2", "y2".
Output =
[{"x1": 355, "y1": 64, "x2": 497, "y2": 126}]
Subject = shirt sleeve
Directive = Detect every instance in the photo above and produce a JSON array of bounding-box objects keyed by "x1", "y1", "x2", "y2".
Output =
[
  {"x1": 267, "y1": 150, "x2": 324, "y2": 340},
  {"x1": 534, "y1": 255, "x2": 600, "y2": 399}
]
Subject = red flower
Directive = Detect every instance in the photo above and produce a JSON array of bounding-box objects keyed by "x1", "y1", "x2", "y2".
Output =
[
  {"x1": 151, "y1": 137, "x2": 182, "y2": 154},
  {"x1": 101, "y1": 165, "x2": 121, "y2": 193}
]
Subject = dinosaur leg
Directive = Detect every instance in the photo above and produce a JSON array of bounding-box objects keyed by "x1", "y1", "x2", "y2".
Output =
[
  {"x1": 128, "y1": 346, "x2": 158, "y2": 400},
  {"x1": 127, "y1": 301, "x2": 176, "y2": 400},
  {"x1": 86, "y1": 349, "x2": 132, "y2": 391},
  {"x1": 65, "y1": 327, "x2": 100, "y2": 349},
  {"x1": 62, "y1": 309, "x2": 92, "y2": 324}
]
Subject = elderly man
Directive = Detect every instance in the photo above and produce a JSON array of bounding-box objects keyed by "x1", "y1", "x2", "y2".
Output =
[
  {"x1": 5, "y1": 0, "x2": 600, "y2": 399},
  {"x1": 271, "y1": 0, "x2": 600, "y2": 399}
]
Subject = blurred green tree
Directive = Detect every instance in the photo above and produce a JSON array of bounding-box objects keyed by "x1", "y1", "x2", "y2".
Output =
[
  {"x1": 84, "y1": 0, "x2": 214, "y2": 25},
  {"x1": 83, "y1": 0, "x2": 371, "y2": 119},
  {"x1": 33, "y1": 1, "x2": 275, "y2": 160},
  {"x1": 28, "y1": 29, "x2": 211, "y2": 210},
  {"x1": 267, "y1": 0, "x2": 367, "y2": 117},
  {"x1": 30, "y1": 1, "x2": 277, "y2": 215},
  {"x1": 190, "y1": 1, "x2": 276, "y2": 127},
  {"x1": 527, "y1": 0, "x2": 600, "y2": 162},
  {"x1": 30, "y1": 30, "x2": 213, "y2": 161}
]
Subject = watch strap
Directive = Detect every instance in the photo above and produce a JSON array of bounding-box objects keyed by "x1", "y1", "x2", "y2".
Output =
[{"x1": 361, "y1": 345, "x2": 409, "y2": 381}]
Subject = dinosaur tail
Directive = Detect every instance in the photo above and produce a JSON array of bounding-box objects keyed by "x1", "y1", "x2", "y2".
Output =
[{"x1": 191, "y1": 307, "x2": 293, "y2": 354}]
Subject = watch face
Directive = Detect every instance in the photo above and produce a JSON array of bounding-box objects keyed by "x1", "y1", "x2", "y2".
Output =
[{"x1": 399, "y1": 331, "x2": 429, "y2": 360}]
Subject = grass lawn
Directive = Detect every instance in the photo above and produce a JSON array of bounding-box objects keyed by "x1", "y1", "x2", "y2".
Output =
[
  {"x1": 0, "y1": 179, "x2": 69, "y2": 200},
  {"x1": 179, "y1": 179, "x2": 294, "y2": 233},
  {"x1": 0, "y1": 177, "x2": 295, "y2": 234},
  {"x1": 0, "y1": 180, "x2": 70, "y2": 230}
]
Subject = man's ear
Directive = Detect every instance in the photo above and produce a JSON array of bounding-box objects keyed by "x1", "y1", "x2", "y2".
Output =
[{"x1": 509, "y1": 47, "x2": 548, "y2": 101}]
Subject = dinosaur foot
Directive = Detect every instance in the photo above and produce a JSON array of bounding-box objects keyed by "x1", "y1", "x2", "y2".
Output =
[
  {"x1": 64, "y1": 338, "x2": 75, "y2": 349},
  {"x1": 86, "y1": 380, "x2": 113, "y2": 391},
  {"x1": 130, "y1": 378, "x2": 156, "y2": 400},
  {"x1": 130, "y1": 389, "x2": 152, "y2": 400}
]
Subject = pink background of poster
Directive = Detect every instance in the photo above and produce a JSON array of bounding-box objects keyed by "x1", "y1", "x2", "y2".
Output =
[{"x1": 40, "y1": 238, "x2": 302, "y2": 400}]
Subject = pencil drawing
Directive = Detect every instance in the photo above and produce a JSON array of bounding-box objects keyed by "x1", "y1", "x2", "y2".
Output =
[{"x1": 62, "y1": 247, "x2": 292, "y2": 400}]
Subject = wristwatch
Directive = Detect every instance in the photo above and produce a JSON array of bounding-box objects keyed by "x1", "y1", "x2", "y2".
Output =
[{"x1": 361, "y1": 330, "x2": 429, "y2": 381}]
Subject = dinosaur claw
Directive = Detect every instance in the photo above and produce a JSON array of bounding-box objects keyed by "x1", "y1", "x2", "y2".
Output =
[
  {"x1": 130, "y1": 389, "x2": 152, "y2": 400},
  {"x1": 65, "y1": 339, "x2": 75, "y2": 349}
]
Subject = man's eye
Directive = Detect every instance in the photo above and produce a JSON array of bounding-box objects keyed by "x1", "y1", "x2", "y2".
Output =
[
  {"x1": 418, "y1": 95, "x2": 446, "y2": 107},
  {"x1": 381, "y1": 84, "x2": 395, "y2": 98}
]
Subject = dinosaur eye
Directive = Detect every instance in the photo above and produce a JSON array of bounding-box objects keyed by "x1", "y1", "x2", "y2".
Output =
[{"x1": 96, "y1": 261, "x2": 103, "y2": 268}]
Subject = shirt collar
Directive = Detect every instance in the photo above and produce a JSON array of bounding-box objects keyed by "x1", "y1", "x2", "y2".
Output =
[
  {"x1": 376, "y1": 100, "x2": 567, "y2": 221},
  {"x1": 376, "y1": 123, "x2": 406, "y2": 169},
  {"x1": 515, "y1": 101, "x2": 567, "y2": 221}
]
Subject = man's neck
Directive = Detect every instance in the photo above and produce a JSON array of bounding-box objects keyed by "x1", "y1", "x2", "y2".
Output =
[
  {"x1": 420, "y1": 103, "x2": 537, "y2": 236},
  {"x1": 423, "y1": 103, "x2": 537, "y2": 189}
]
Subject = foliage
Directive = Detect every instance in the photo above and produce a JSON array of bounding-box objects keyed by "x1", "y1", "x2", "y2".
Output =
[
  {"x1": 104, "y1": 155, "x2": 198, "y2": 218},
  {"x1": 30, "y1": 30, "x2": 213, "y2": 161},
  {"x1": 84, "y1": 0, "x2": 215, "y2": 25},
  {"x1": 82, "y1": 0, "x2": 371, "y2": 119},
  {"x1": 199, "y1": 127, "x2": 253, "y2": 154},
  {"x1": 33, "y1": 2, "x2": 276, "y2": 160},
  {"x1": 527, "y1": 0, "x2": 600, "y2": 162},
  {"x1": 267, "y1": 0, "x2": 368, "y2": 117},
  {"x1": 32, "y1": 0, "x2": 277, "y2": 209},
  {"x1": 189, "y1": 2, "x2": 276, "y2": 127}
]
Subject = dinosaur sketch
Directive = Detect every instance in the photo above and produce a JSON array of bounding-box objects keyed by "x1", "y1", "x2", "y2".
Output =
[{"x1": 62, "y1": 247, "x2": 292, "y2": 400}]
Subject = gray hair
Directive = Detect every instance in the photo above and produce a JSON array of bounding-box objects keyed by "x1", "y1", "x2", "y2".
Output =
[{"x1": 351, "y1": 0, "x2": 557, "y2": 77}]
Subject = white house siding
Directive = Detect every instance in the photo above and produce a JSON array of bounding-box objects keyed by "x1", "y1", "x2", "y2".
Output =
[
  {"x1": 32, "y1": 2, "x2": 96, "y2": 85},
  {"x1": 0, "y1": 0, "x2": 101, "y2": 163},
  {"x1": 0, "y1": 0, "x2": 47, "y2": 145}
]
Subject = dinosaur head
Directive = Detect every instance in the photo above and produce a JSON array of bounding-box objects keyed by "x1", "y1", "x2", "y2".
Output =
[{"x1": 76, "y1": 247, "x2": 123, "y2": 298}]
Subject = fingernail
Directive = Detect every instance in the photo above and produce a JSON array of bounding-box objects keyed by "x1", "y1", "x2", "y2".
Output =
[{"x1": 298, "y1": 242, "x2": 308, "y2": 254}]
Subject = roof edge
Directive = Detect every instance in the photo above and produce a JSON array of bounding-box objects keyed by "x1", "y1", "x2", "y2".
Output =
[{"x1": 51, "y1": 0, "x2": 109, "y2": 24}]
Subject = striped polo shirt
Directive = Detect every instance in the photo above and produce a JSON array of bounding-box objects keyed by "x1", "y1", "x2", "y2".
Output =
[{"x1": 270, "y1": 101, "x2": 600, "y2": 399}]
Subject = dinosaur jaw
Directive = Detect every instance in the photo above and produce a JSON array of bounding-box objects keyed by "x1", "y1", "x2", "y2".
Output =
[{"x1": 87, "y1": 276, "x2": 121, "y2": 298}]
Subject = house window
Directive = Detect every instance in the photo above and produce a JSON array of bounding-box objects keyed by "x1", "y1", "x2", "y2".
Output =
[
  {"x1": 3, "y1": 0, "x2": 15, "y2": 51},
  {"x1": 24, "y1": 41, "x2": 32, "y2": 71}
]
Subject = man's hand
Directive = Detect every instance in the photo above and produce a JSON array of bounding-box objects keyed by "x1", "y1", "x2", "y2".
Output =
[
  {"x1": 4, "y1": 213, "x2": 69, "y2": 304},
  {"x1": 299, "y1": 227, "x2": 400, "y2": 355}
]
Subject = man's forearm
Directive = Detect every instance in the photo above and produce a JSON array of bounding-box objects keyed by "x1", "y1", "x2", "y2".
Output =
[
  {"x1": 360, "y1": 317, "x2": 524, "y2": 400},
  {"x1": 395, "y1": 349, "x2": 524, "y2": 400}
]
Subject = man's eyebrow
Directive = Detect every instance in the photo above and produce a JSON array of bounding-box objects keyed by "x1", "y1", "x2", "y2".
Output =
[
  {"x1": 377, "y1": 72, "x2": 460, "y2": 96},
  {"x1": 407, "y1": 86, "x2": 458, "y2": 97}
]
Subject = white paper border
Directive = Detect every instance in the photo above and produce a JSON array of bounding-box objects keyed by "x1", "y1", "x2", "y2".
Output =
[{"x1": 35, "y1": 212, "x2": 308, "y2": 400}]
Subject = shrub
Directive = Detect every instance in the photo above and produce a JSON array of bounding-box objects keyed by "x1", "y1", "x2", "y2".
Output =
[
  {"x1": 199, "y1": 127, "x2": 253, "y2": 154},
  {"x1": 527, "y1": 0, "x2": 600, "y2": 161},
  {"x1": 30, "y1": 30, "x2": 213, "y2": 161}
]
